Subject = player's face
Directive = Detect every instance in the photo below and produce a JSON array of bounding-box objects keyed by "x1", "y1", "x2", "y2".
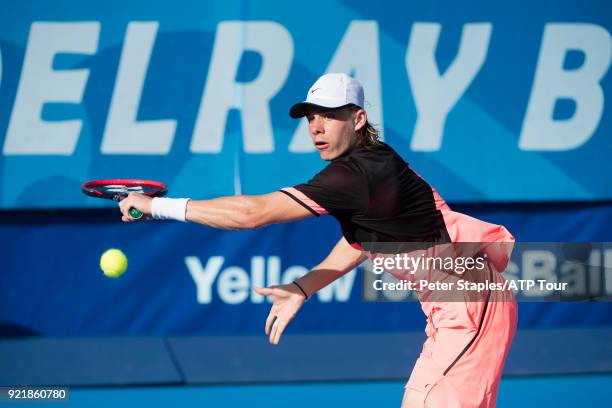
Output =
[{"x1": 306, "y1": 106, "x2": 357, "y2": 161}]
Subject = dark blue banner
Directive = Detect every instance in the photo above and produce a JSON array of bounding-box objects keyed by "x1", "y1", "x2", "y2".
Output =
[{"x1": 2, "y1": 204, "x2": 612, "y2": 336}]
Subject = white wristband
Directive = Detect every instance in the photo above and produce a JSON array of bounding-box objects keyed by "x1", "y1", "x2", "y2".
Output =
[{"x1": 151, "y1": 197, "x2": 190, "y2": 222}]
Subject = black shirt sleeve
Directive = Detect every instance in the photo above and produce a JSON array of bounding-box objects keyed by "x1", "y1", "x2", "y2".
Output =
[{"x1": 281, "y1": 160, "x2": 369, "y2": 217}]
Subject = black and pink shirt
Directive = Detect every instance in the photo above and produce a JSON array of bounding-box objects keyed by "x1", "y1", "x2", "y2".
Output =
[
  {"x1": 280, "y1": 142, "x2": 449, "y2": 246},
  {"x1": 280, "y1": 141, "x2": 515, "y2": 271}
]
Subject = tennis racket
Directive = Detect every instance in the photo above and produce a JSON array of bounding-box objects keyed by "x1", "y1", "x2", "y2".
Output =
[{"x1": 82, "y1": 179, "x2": 168, "y2": 220}]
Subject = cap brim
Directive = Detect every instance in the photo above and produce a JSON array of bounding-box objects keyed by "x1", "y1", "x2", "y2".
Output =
[{"x1": 289, "y1": 101, "x2": 352, "y2": 119}]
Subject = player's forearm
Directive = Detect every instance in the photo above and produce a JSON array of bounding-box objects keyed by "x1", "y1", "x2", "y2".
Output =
[
  {"x1": 294, "y1": 239, "x2": 366, "y2": 297},
  {"x1": 141, "y1": 191, "x2": 310, "y2": 228},
  {"x1": 294, "y1": 265, "x2": 353, "y2": 296},
  {"x1": 186, "y1": 195, "x2": 264, "y2": 230}
]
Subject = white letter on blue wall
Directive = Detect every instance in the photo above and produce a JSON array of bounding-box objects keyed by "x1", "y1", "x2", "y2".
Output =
[
  {"x1": 519, "y1": 24, "x2": 611, "y2": 151},
  {"x1": 406, "y1": 23, "x2": 491, "y2": 152},
  {"x1": 191, "y1": 21, "x2": 293, "y2": 153},
  {"x1": 289, "y1": 21, "x2": 383, "y2": 152},
  {"x1": 102, "y1": 22, "x2": 176, "y2": 154},
  {"x1": 3, "y1": 22, "x2": 99, "y2": 155}
]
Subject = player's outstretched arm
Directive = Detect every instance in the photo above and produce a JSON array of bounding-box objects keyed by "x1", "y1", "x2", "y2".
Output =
[
  {"x1": 254, "y1": 236, "x2": 366, "y2": 345},
  {"x1": 186, "y1": 192, "x2": 312, "y2": 229},
  {"x1": 117, "y1": 191, "x2": 313, "y2": 229}
]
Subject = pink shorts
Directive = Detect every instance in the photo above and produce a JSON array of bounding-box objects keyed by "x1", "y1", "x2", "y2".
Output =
[{"x1": 405, "y1": 266, "x2": 518, "y2": 408}]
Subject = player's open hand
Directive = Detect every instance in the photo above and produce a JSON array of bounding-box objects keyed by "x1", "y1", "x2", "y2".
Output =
[
  {"x1": 118, "y1": 192, "x2": 153, "y2": 222},
  {"x1": 253, "y1": 284, "x2": 306, "y2": 345}
]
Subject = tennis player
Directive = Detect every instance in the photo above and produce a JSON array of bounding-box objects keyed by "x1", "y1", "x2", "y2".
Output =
[{"x1": 118, "y1": 73, "x2": 517, "y2": 408}]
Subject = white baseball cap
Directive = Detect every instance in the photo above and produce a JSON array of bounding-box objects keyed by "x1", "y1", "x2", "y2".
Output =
[{"x1": 289, "y1": 73, "x2": 364, "y2": 118}]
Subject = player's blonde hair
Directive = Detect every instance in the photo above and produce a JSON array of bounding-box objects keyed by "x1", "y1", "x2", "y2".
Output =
[{"x1": 351, "y1": 105, "x2": 381, "y2": 147}]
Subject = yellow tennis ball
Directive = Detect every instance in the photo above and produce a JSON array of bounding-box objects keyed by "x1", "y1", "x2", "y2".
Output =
[{"x1": 100, "y1": 249, "x2": 128, "y2": 278}]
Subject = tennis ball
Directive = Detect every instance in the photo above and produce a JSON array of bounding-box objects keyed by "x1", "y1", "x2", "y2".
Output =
[{"x1": 100, "y1": 248, "x2": 128, "y2": 278}]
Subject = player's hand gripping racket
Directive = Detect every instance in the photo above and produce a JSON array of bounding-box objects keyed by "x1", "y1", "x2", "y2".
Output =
[{"x1": 82, "y1": 179, "x2": 168, "y2": 220}]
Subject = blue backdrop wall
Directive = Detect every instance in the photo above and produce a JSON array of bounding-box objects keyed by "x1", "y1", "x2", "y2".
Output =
[
  {"x1": 0, "y1": 0, "x2": 611, "y2": 207},
  {"x1": 1, "y1": 0, "x2": 611, "y2": 337},
  {"x1": 2, "y1": 203, "x2": 612, "y2": 336}
]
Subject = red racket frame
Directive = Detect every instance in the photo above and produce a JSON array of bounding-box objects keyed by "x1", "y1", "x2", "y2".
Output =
[{"x1": 82, "y1": 179, "x2": 168, "y2": 201}]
